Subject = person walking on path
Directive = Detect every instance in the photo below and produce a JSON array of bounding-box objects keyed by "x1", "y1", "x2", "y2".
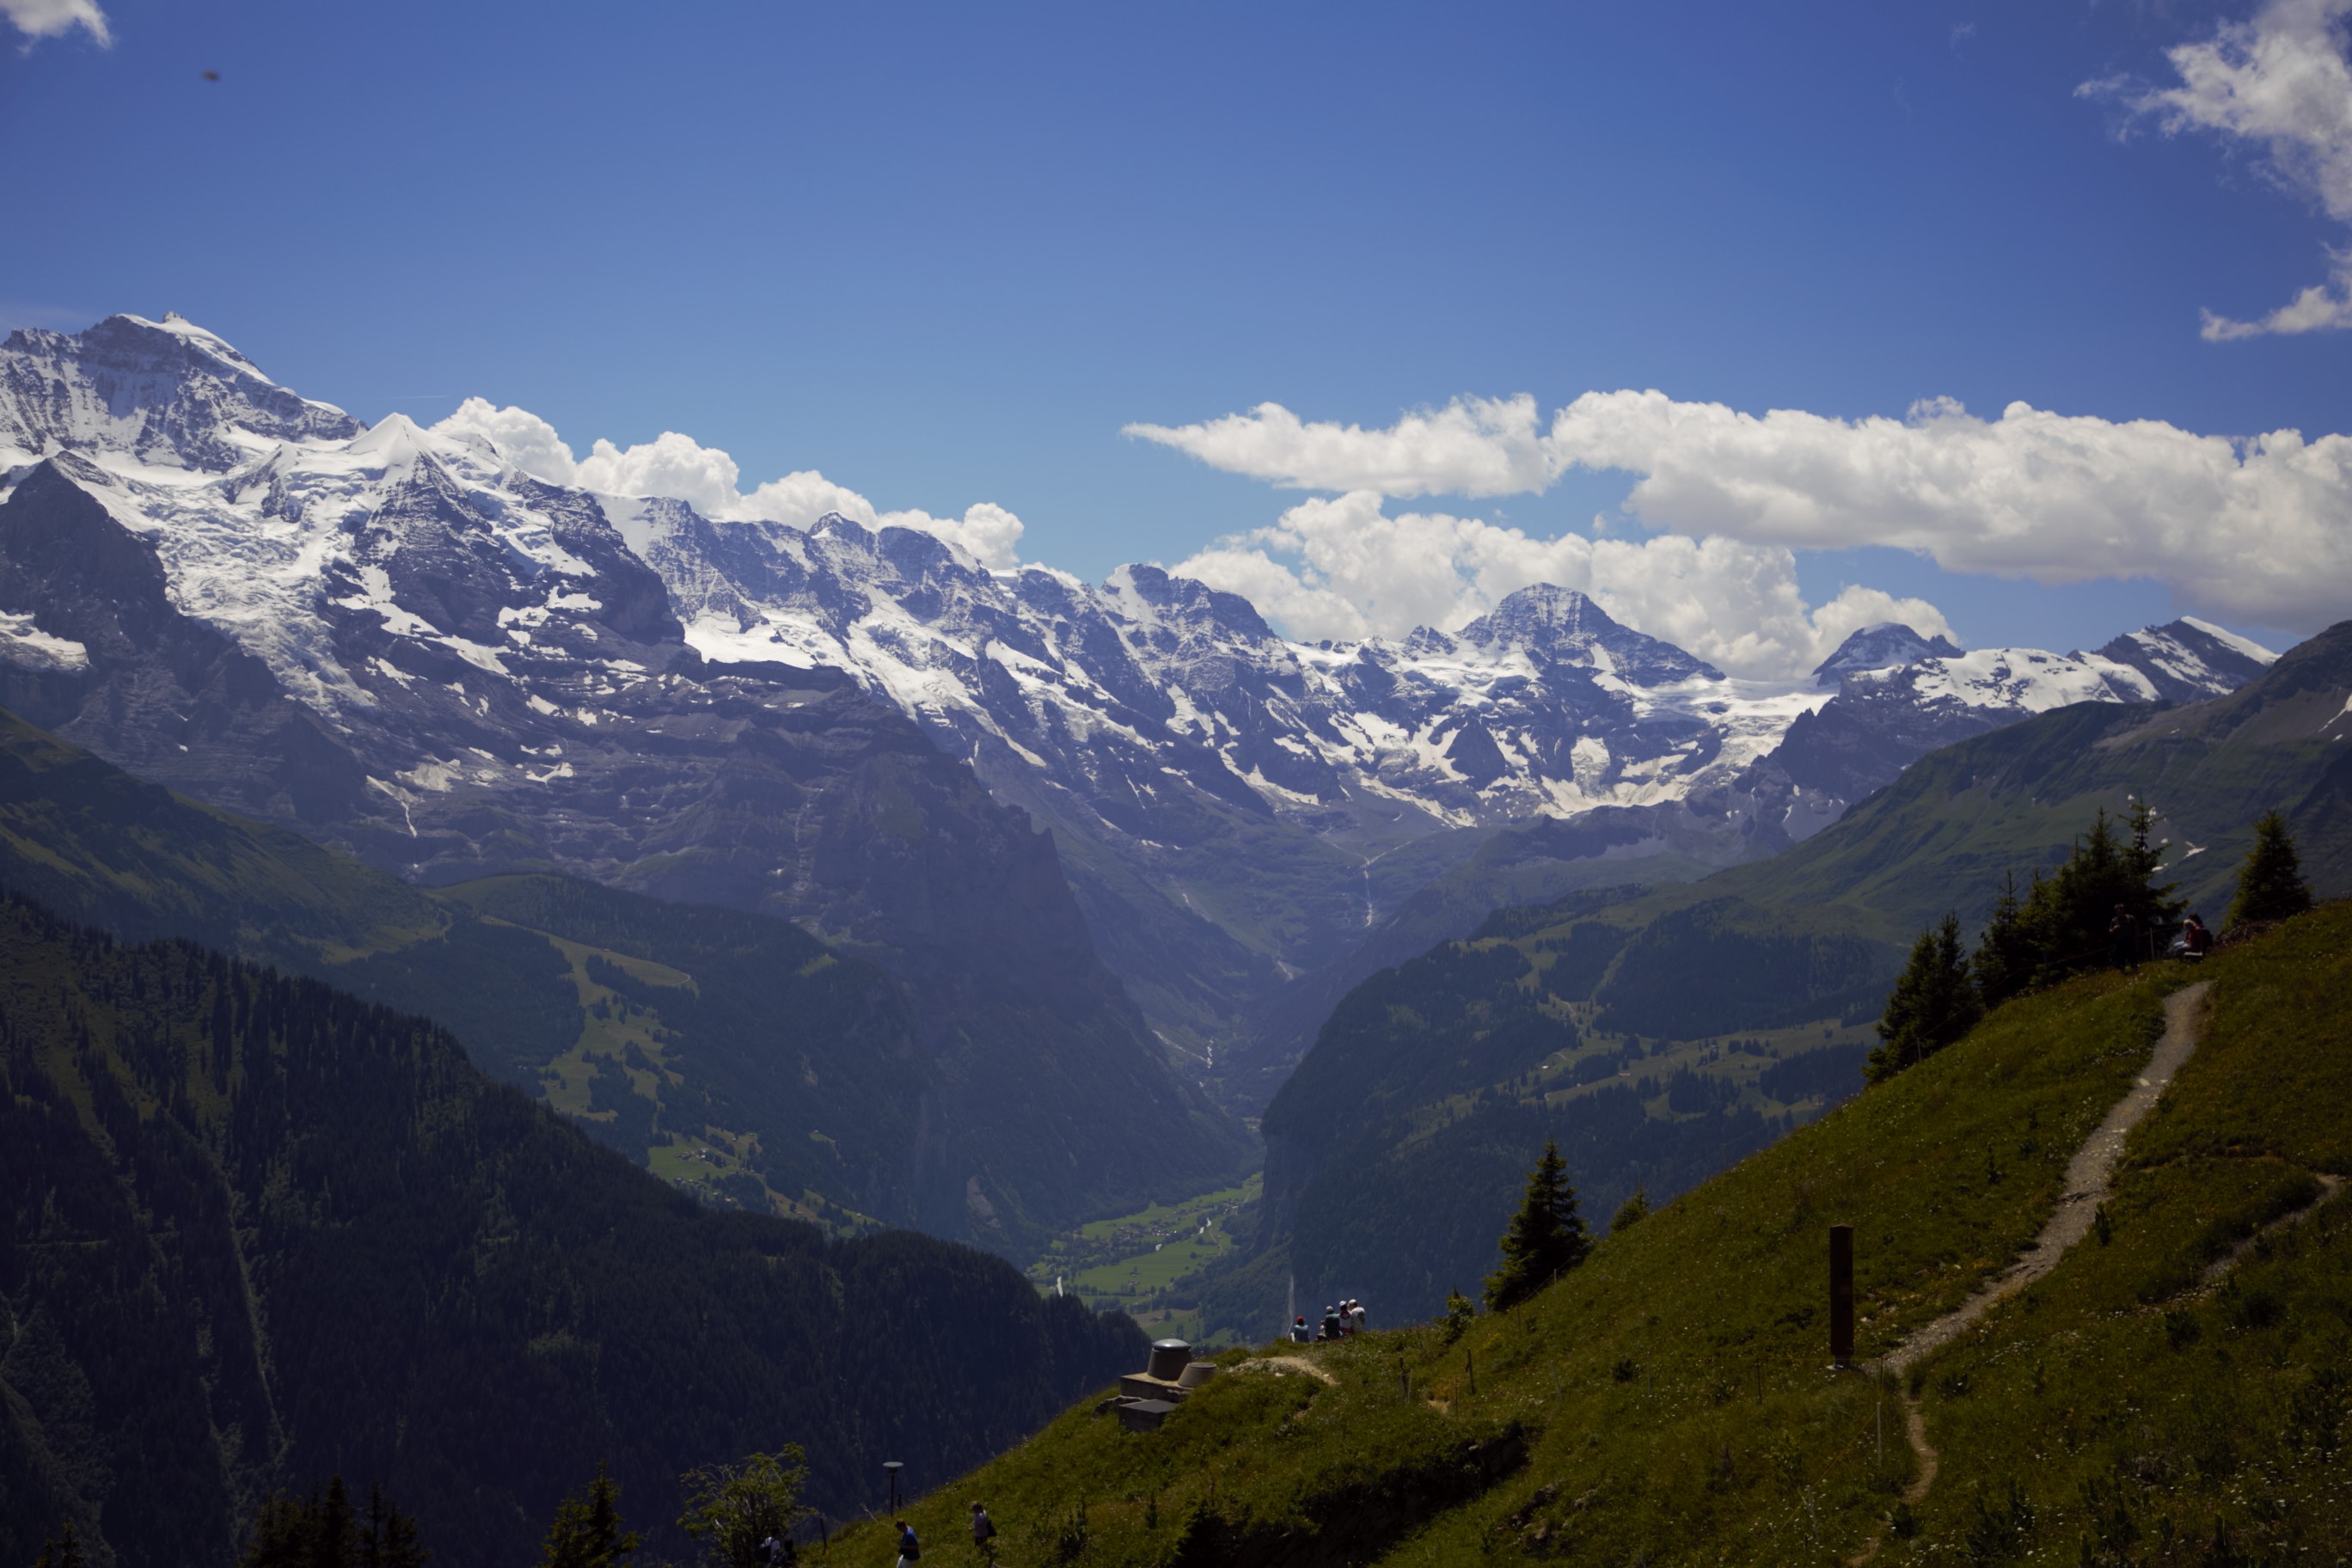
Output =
[
  {"x1": 895, "y1": 1521, "x2": 921, "y2": 1568},
  {"x1": 970, "y1": 1504, "x2": 995, "y2": 1563}
]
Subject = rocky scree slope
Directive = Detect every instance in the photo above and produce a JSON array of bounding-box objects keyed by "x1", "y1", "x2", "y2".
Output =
[{"x1": 0, "y1": 315, "x2": 1250, "y2": 1246}]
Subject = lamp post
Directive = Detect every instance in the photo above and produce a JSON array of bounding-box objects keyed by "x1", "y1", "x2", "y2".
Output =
[{"x1": 883, "y1": 1461, "x2": 903, "y2": 1516}]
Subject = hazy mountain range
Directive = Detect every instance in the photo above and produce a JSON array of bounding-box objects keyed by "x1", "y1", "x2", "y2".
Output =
[{"x1": 0, "y1": 314, "x2": 2276, "y2": 1113}]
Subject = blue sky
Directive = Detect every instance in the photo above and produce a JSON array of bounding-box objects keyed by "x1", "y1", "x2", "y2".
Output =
[{"x1": 5, "y1": 0, "x2": 2348, "y2": 670}]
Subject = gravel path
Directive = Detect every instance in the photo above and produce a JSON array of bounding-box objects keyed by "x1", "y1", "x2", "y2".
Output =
[
  {"x1": 1886, "y1": 981, "x2": 2210, "y2": 1374},
  {"x1": 1848, "y1": 981, "x2": 2211, "y2": 1565}
]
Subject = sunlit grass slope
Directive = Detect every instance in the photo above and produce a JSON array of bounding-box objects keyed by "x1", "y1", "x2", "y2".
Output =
[{"x1": 829, "y1": 904, "x2": 2352, "y2": 1566}]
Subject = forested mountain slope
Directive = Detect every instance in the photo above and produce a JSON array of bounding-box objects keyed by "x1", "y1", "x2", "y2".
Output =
[
  {"x1": 0, "y1": 706, "x2": 1248, "y2": 1250},
  {"x1": 829, "y1": 902, "x2": 2352, "y2": 1567},
  {"x1": 1247, "y1": 621, "x2": 2352, "y2": 1326},
  {"x1": 0, "y1": 894, "x2": 1143, "y2": 1568}
]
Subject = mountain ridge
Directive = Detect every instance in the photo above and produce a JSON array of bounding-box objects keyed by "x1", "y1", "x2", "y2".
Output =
[{"x1": 0, "y1": 314, "x2": 2279, "y2": 1108}]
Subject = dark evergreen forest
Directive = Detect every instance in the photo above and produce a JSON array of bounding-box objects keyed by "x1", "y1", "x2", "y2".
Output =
[{"x1": 0, "y1": 895, "x2": 1142, "y2": 1568}]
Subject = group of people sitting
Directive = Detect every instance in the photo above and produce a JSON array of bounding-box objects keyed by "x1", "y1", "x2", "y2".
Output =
[
  {"x1": 2108, "y1": 904, "x2": 2217, "y2": 970},
  {"x1": 1289, "y1": 1298, "x2": 1368, "y2": 1343}
]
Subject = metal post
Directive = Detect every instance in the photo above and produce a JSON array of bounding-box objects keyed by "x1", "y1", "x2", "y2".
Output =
[
  {"x1": 1829, "y1": 1224, "x2": 1854, "y2": 1364},
  {"x1": 884, "y1": 1461, "x2": 903, "y2": 1515}
]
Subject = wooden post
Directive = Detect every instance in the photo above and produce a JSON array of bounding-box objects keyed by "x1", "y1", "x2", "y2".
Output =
[{"x1": 1828, "y1": 1224, "x2": 1854, "y2": 1363}]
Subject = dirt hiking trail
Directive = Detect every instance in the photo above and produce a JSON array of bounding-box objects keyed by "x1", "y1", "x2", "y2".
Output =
[{"x1": 1847, "y1": 981, "x2": 2211, "y2": 1564}]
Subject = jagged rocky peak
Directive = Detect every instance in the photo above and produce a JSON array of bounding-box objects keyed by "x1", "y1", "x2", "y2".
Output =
[
  {"x1": 2094, "y1": 616, "x2": 2279, "y2": 704},
  {"x1": 1108, "y1": 562, "x2": 1278, "y2": 643},
  {"x1": 0, "y1": 312, "x2": 364, "y2": 472},
  {"x1": 1457, "y1": 584, "x2": 1725, "y2": 685},
  {"x1": 1813, "y1": 622, "x2": 1966, "y2": 688}
]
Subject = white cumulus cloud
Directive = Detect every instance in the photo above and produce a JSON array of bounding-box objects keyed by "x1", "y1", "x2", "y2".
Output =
[
  {"x1": 2, "y1": 0, "x2": 110, "y2": 45},
  {"x1": 1131, "y1": 391, "x2": 2352, "y2": 636},
  {"x1": 1171, "y1": 490, "x2": 1953, "y2": 681},
  {"x1": 435, "y1": 397, "x2": 580, "y2": 484},
  {"x1": 1125, "y1": 394, "x2": 1549, "y2": 498},
  {"x1": 428, "y1": 401, "x2": 1024, "y2": 570},
  {"x1": 2086, "y1": 0, "x2": 2352, "y2": 338}
]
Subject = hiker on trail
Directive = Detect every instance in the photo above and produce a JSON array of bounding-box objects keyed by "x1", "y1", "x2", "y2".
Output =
[
  {"x1": 2108, "y1": 903, "x2": 2141, "y2": 970},
  {"x1": 896, "y1": 1521, "x2": 921, "y2": 1568},
  {"x1": 970, "y1": 1503, "x2": 995, "y2": 1561},
  {"x1": 1289, "y1": 1314, "x2": 1311, "y2": 1344},
  {"x1": 757, "y1": 1531, "x2": 794, "y2": 1565},
  {"x1": 2180, "y1": 912, "x2": 2213, "y2": 959},
  {"x1": 1349, "y1": 1299, "x2": 1368, "y2": 1335},
  {"x1": 1320, "y1": 1305, "x2": 1343, "y2": 1341}
]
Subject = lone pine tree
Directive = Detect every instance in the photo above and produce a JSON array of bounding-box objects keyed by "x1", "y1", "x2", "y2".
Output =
[
  {"x1": 1869, "y1": 910, "x2": 1981, "y2": 1084},
  {"x1": 2227, "y1": 811, "x2": 2313, "y2": 930},
  {"x1": 1485, "y1": 1138, "x2": 1591, "y2": 1312},
  {"x1": 540, "y1": 1465, "x2": 640, "y2": 1568}
]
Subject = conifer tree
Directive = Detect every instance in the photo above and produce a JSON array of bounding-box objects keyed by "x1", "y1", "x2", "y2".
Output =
[
  {"x1": 242, "y1": 1478, "x2": 372, "y2": 1568},
  {"x1": 30, "y1": 1522, "x2": 85, "y2": 1568},
  {"x1": 1970, "y1": 871, "x2": 2039, "y2": 1010},
  {"x1": 2227, "y1": 811, "x2": 2313, "y2": 929},
  {"x1": 361, "y1": 1485, "x2": 427, "y2": 1568},
  {"x1": 1868, "y1": 911, "x2": 1981, "y2": 1084},
  {"x1": 1484, "y1": 1138, "x2": 1590, "y2": 1312},
  {"x1": 541, "y1": 1465, "x2": 639, "y2": 1568}
]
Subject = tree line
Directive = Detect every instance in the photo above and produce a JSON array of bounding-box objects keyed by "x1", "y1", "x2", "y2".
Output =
[
  {"x1": 1870, "y1": 805, "x2": 2315, "y2": 1084},
  {"x1": 22, "y1": 1450, "x2": 810, "y2": 1568}
]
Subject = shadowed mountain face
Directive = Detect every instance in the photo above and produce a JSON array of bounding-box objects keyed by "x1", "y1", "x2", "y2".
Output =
[
  {"x1": 0, "y1": 325, "x2": 1253, "y2": 1248},
  {"x1": 0, "y1": 891, "x2": 1146, "y2": 1568}
]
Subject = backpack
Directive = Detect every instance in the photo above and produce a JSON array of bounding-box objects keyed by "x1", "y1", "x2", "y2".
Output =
[
  {"x1": 901, "y1": 1529, "x2": 921, "y2": 1560},
  {"x1": 977, "y1": 1514, "x2": 996, "y2": 1542}
]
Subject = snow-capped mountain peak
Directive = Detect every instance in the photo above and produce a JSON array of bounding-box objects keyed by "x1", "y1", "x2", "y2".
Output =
[
  {"x1": 1455, "y1": 584, "x2": 1725, "y2": 685},
  {"x1": 1813, "y1": 622, "x2": 1966, "y2": 688},
  {"x1": 0, "y1": 313, "x2": 362, "y2": 474}
]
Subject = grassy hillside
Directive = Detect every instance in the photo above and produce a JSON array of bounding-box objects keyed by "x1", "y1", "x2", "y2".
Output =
[{"x1": 825, "y1": 903, "x2": 2352, "y2": 1567}]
